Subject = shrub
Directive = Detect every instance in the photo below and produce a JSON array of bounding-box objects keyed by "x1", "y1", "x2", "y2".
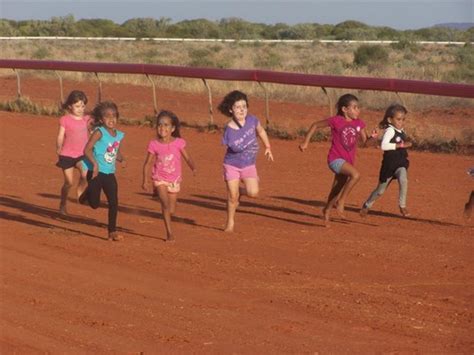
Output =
[
  {"x1": 32, "y1": 47, "x2": 51, "y2": 59},
  {"x1": 353, "y1": 45, "x2": 389, "y2": 66}
]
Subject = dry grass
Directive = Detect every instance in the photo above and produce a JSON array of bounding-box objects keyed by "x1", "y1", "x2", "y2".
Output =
[
  {"x1": 0, "y1": 39, "x2": 472, "y2": 111},
  {"x1": 0, "y1": 39, "x2": 472, "y2": 152}
]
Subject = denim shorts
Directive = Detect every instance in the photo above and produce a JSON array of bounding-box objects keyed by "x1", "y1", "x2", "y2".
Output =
[{"x1": 328, "y1": 158, "x2": 346, "y2": 174}]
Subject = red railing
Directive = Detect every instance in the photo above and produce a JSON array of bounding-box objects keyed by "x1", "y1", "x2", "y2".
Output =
[
  {"x1": 1, "y1": 59, "x2": 472, "y2": 98},
  {"x1": 1, "y1": 59, "x2": 473, "y2": 127}
]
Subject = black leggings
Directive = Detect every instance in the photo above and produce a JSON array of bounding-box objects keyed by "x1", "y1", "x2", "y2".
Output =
[{"x1": 84, "y1": 171, "x2": 118, "y2": 233}]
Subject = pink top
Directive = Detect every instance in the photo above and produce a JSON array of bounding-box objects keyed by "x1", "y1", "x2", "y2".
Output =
[
  {"x1": 327, "y1": 115, "x2": 366, "y2": 165},
  {"x1": 147, "y1": 137, "x2": 186, "y2": 183},
  {"x1": 59, "y1": 114, "x2": 90, "y2": 158}
]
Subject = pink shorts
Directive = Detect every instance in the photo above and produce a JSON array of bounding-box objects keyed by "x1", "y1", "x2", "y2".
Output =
[
  {"x1": 153, "y1": 180, "x2": 181, "y2": 193},
  {"x1": 223, "y1": 164, "x2": 258, "y2": 181}
]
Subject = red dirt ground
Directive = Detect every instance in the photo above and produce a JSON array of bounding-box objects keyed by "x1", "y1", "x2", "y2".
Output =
[{"x1": 1, "y1": 77, "x2": 473, "y2": 352}]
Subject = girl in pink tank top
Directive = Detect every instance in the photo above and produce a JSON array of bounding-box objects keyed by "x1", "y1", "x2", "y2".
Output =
[{"x1": 55, "y1": 90, "x2": 91, "y2": 215}]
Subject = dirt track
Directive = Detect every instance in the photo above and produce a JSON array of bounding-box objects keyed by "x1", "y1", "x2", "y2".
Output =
[{"x1": 1, "y1": 78, "x2": 473, "y2": 352}]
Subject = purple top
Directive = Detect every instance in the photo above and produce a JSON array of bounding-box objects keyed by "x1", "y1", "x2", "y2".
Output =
[
  {"x1": 327, "y1": 115, "x2": 366, "y2": 165},
  {"x1": 222, "y1": 115, "x2": 259, "y2": 168}
]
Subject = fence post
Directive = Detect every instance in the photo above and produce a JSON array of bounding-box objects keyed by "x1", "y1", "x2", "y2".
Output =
[
  {"x1": 257, "y1": 81, "x2": 270, "y2": 128},
  {"x1": 321, "y1": 87, "x2": 333, "y2": 116},
  {"x1": 395, "y1": 91, "x2": 407, "y2": 110},
  {"x1": 54, "y1": 71, "x2": 64, "y2": 109},
  {"x1": 94, "y1": 72, "x2": 102, "y2": 103},
  {"x1": 145, "y1": 74, "x2": 158, "y2": 115},
  {"x1": 13, "y1": 69, "x2": 21, "y2": 99},
  {"x1": 202, "y1": 78, "x2": 216, "y2": 130}
]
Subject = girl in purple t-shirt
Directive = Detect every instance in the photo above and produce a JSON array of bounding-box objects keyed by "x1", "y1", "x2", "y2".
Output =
[
  {"x1": 218, "y1": 90, "x2": 274, "y2": 233},
  {"x1": 299, "y1": 93, "x2": 373, "y2": 225},
  {"x1": 142, "y1": 110, "x2": 196, "y2": 242},
  {"x1": 55, "y1": 90, "x2": 91, "y2": 215}
]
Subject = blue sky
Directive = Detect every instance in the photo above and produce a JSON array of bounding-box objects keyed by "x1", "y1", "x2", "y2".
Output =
[{"x1": 0, "y1": 0, "x2": 472, "y2": 30}]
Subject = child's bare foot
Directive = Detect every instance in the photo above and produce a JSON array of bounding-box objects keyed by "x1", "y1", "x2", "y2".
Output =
[
  {"x1": 108, "y1": 232, "x2": 124, "y2": 241},
  {"x1": 224, "y1": 222, "x2": 234, "y2": 233},
  {"x1": 166, "y1": 234, "x2": 175, "y2": 242},
  {"x1": 322, "y1": 207, "x2": 331, "y2": 227},
  {"x1": 59, "y1": 204, "x2": 68, "y2": 215},
  {"x1": 464, "y1": 203, "x2": 472, "y2": 220},
  {"x1": 399, "y1": 207, "x2": 410, "y2": 217},
  {"x1": 335, "y1": 207, "x2": 347, "y2": 220},
  {"x1": 359, "y1": 205, "x2": 369, "y2": 218}
]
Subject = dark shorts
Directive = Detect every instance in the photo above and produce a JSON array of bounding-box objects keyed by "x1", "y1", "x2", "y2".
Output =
[{"x1": 56, "y1": 155, "x2": 85, "y2": 170}]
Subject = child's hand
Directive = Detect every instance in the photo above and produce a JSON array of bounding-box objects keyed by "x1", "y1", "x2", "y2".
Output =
[
  {"x1": 92, "y1": 166, "x2": 99, "y2": 179},
  {"x1": 121, "y1": 160, "x2": 127, "y2": 169},
  {"x1": 191, "y1": 168, "x2": 197, "y2": 176},
  {"x1": 265, "y1": 148, "x2": 274, "y2": 162},
  {"x1": 299, "y1": 142, "x2": 308, "y2": 152},
  {"x1": 370, "y1": 127, "x2": 379, "y2": 139},
  {"x1": 142, "y1": 182, "x2": 149, "y2": 191}
]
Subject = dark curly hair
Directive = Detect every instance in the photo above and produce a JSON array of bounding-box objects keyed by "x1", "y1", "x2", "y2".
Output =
[
  {"x1": 91, "y1": 101, "x2": 119, "y2": 127},
  {"x1": 156, "y1": 110, "x2": 181, "y2": 138},
  {"x1": 217, "y1": 90, "x2": 249, "y2": 117}
]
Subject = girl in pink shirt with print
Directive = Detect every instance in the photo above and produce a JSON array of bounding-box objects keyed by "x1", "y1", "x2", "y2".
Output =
[
  {"x1": 299, "y1": 93, "x2": 373, "y2": 226},
  {"x1": 56, "y1": 90, "x2": 91, "y2": 215},
  {"x1": 142, "y1": 110, "x2": 196, "y2": 242}
]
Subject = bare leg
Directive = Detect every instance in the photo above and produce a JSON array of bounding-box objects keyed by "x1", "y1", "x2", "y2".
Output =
[
  {"x1": 224, "y1": 180, "x2": 240, "y2": 232},
  {"x1": 334, "y1": 162, "x2": 361, "y2": 217},
  {"x1": 157, "y1": 185, "x2": 175, "y2": 241},
  {"x1": 241, "y1": 178, "x2": 259, "y2": 198},
  {"x1": 323, "y1": 174, "x2": 348, "y2": 225},
  {"x1": 59, "y1": 167, "x2": 74, "y2": 215},
  {"x1": 76, "y1": 162, "x2": 88, "y2": 201},
  {"x1": 464, "y1": 191, "x2": 474, "y2": 220}
]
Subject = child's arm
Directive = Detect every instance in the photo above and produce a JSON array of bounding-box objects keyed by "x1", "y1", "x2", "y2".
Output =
[
  {"x1": 256, "y1": 123, "x2": 274, "y2": 161},
  {"x1": 142, "y1": 152, "x2": 154, "y2": 190},
  {"x1": 84, "y1": 130, "x2": 102, "y2": 178},
  {"x1": 117, "y1": 141, "x2": 126, "y2": 167},
  {"x1": 360, "y1": 127, "x2": 379, "y2": 147},
  {"x1": 180, "y1": 148, "x2": 197, "y2": 175},
  {"x1": 56, "y1": 126, "x2": 65, "y2": 155},
  {"x1": 299, "y1": 118, "x2": 329, "y2": 152}
]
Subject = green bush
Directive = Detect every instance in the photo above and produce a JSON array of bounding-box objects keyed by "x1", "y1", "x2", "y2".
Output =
[
  {"x1": 353, "y1": 45, "x2": 389, "y2": 66},
  {"x1": 32, "y1": 47, "x2": 51, "y2": 59}
]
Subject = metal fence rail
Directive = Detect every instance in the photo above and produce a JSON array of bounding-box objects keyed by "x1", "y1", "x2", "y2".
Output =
[{"x1": 0, "y1": 59, "x2": 473, "y2": 126}]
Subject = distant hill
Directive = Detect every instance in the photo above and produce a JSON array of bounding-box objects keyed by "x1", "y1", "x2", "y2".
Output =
[{"x1": 434, "y1": 23, "x2": 474, "y2": 30}]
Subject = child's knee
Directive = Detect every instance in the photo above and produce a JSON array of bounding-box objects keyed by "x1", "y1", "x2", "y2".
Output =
[
  {"x1": 228, "y1": 195, "x2": 239, "y2": 204},
  {"x1": 352, "y1": 171, "x2": 361, "y2": 181},
  {"x1": 246, "y1": 189, "x2": 259, "y2": 198}
]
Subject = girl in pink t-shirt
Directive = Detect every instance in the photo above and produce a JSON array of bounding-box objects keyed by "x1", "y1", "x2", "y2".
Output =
[
  {"x1": 56, "y1": 90, "x2": 91, "y2": 215},
  {"x1": 299, "y1": 93, "x2": 374, "y2": 225},
  {"x1": 142, "y1": 110, "x2": 196, "y2": 242}
]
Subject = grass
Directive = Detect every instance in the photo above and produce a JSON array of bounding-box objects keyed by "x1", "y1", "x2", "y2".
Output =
[{"x1": 0, "y1": 39, "x2": 472, "y2": 111}]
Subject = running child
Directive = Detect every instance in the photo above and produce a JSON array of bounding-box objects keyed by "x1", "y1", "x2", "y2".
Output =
[
  {"x1": 142, "y1": 110, "x2": 196, "y2": 242},
  {"x1": 55, "y1": 90, "x2": 90, "y2": 215},
  {"x1": 299, "y1": 93, "x2": 371, "y2": 225},
  {"x1": 218, "y1": 90, "x2": 274, "y2": 233},
  {"x1": 360, "y1": 104, "x2": 412, "y2": 218},
  {"x1": 79, "y1": 101, "x2": 125, "y2": 241}
]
